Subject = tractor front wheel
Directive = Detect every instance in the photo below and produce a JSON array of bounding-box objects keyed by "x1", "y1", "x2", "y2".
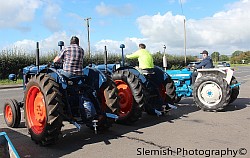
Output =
[
  {"x1": 4, "y1": 99, "x2": 21, "y2": 128},
  {"x1": 193, "y1": 74, "x2": 230, "y2": 111}
]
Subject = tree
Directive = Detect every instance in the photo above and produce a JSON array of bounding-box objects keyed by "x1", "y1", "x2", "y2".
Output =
[
  {"x1": 230, "y1": 51, "x2": 250, "y2": 64},
  {"x1": 219, "y1": 55, "x2": 229, "y2": 61},
  {"x1": 211, "y1": 52, "x2": 220, "y2": 63},
  {"x1": 231, "y1": 50, "x2": 243, "y2": 57}
]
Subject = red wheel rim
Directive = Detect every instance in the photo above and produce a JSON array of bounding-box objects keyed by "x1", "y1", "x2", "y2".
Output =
[
  {"x1": 5, "y1": 104, "x2": 13, "y2": 124},
  {"x1": 26, "y1": 86, "x2": 46, "y2": 134},
  {"x1": 115, "y1": 80, "x2": 133, "y2": 117},
  {"x1": 160, "y1": 84, "x2": 166, "y2": 101}
]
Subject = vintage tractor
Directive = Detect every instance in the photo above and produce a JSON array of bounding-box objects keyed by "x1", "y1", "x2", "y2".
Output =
[
  {"x1": 167, "y1": 66, "x2": 240, "y2": 111},
  {"x1": 95, "y1": 44, "x2": 177, "y2": 124},
  {"x1": 3, "y1": 42, "x2": 119, "y2": 145}
]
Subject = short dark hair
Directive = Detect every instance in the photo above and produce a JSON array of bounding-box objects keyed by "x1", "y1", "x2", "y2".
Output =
[
  {"x1": 70, "y1": 36, "x2": 79, "y2": 45},
  {"x1": 139, "y1": 43, "x2": 146, "y2": 49}
]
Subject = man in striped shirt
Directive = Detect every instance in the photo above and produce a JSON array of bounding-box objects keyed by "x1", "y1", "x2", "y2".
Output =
[{"x1": 53, "y1": 36, "x2": 84, "y2": 78}]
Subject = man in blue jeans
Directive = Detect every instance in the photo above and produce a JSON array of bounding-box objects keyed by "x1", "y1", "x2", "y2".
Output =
[
  {"x1": 192, "y1": 50, "x2": 213, "y2": 85},
  {"x1": 53, "y1": 36, "x2": 84, "y2": 78}
]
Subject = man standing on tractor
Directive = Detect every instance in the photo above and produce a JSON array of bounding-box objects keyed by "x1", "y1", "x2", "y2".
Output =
[
  {"x1": 192, "y1": 50, "x2": 213, "y2": 84},
  {"x1": 53, "y1": 36, "x2": 84, "y2": 78},
  {"x1": 126, "y1": 43, "x2": 154, "y2": 73}
]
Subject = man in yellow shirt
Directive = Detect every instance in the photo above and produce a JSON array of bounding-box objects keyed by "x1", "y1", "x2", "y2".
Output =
[{"x1": 126, "y1": 43, "x2": 154, "y2": 70}]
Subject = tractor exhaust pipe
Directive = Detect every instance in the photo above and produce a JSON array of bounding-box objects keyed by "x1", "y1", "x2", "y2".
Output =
[
  {"x1": 36, "y1": 42, "x2": 40, "y2": 74},
  {"x1": 104, "y1": 46, "x2": 108, "y2": 73},
  {"x1": 120, "y1": 44, "x2": 125, "y2": 67}
]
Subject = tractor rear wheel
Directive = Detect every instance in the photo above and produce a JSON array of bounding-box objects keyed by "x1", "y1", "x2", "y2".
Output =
[
  {"x1": 98, "y1": 76, "x2": 120, "y2": 129},
  {"x1": 101, "y1": 76, "x2": 119, "y2": 114},
  {"x1": 24, "y1": 74, "x2": 64, "y2": 145},
  {"x1": 193, "y1": 74, "x2": 230, "y2": 111},
  {"x1": 4, "y1": 99, "x2": 21, "y2": 128},
  {"x1": 112, "y1": 70, "x2": 143, "y2": 124},
  {"x1": 229, "y1": 76, "x2": 239, "y2": 104}
]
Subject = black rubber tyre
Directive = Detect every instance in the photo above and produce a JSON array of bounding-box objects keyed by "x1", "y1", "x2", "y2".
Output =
[
  {"x1": 4, "y1": 99, "x2": 21, "y2": 128},
  {"x1": 101, "y1": 76, "x2": 120, "y2": 114},
  {"x1": 193, "y1": 74, "x2": 230, "y2": 111},
  {"x1": 24, "y1": 74, "x2": 64, "y2": 146},
  {"x1": 164, "y1": 75, "x2": 177, "y2": 104},
  {"x1": 96, "y1": 76, "x2": 120, "y2": 130},
  {"x1": 145, "y1": 74, "x2": 177, "y2": 115},
  {"x1": 112, "y1": 70, "x2": 143, "y2": 124},
  {"x1": 229, "y1": 76, "x2": 239, "y2": 104}
]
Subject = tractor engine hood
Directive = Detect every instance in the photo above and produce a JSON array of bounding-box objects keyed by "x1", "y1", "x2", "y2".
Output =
[{"x1": 23, "y1": 64, "x2": 48, "y2": 75}]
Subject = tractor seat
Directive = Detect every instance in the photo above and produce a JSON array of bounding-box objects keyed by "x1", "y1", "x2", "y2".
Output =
[
  {"x1": 141, "y1": 69, "x2": 155, "y2": 75},
  {"x1": 60, "y1": 74, "x2": 86, "y2": 86}
]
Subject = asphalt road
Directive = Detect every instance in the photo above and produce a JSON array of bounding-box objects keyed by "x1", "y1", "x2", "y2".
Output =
[
  {"x1": 0, "y1": 66, "x2": 250, "y2": 158},
  {"x1": 0, "y1": 88, "x2": 23, "y2": 113}
]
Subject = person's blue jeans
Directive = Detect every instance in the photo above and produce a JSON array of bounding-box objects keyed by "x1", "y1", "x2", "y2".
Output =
[{"x1": 58, "y1": 70, "x2": 77, "y2": 78}]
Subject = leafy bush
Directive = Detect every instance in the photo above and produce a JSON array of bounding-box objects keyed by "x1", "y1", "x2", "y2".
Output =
[{"x1": 0, "y1": 48, "x2": 197, "y2": 79}]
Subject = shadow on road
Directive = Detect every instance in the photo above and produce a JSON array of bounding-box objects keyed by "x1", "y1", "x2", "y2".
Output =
[
  {"x1": 45, "y1": 102, "x2": 200, "y2": 158},
  {"x1": 2, "y1": 97, "x2": 248, "y2": 157},
  {"x1": 0, "y1": 99, "x2": 200, "y2": 158},
  {"x1": 0, "y1": 128, "x2": 30, "y2": 157},
  {"x1": 5, "y1": 97, "x2": 249, "y2": 157},
  {"x1": 220, "y1": 97, "x2": 250, "y2": 112}
]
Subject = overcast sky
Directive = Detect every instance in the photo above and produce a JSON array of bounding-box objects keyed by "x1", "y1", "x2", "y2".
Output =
[{"x1": 0, "y1": 0, "x2": 249, "y2": 56}]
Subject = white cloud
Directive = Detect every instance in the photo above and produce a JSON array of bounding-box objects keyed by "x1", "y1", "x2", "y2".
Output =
[
  {"x1": 3, "y1": 0, "x2": 250, "y2": 57},
  {"x1": 0, "y1": 0, "x2": 41, "y2": 30},
  {"x1": 94, "y1": 37, "x2": 146, "y2": 55},
  {"x1": 43, "y1": 2, "x2": 62, "y2": 32},
  {"x1": 4, "y1": 32, "x2": 73, "y2": 55},
  {"x1": 136, "y1": 0, "x2": 250, "y2": 55},
  {"x1": 95, "y1": 2, "x2": 133, "y2": 16}
]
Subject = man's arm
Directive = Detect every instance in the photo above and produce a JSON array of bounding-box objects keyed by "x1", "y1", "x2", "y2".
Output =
[
  {"x1": 53, "y1": 56, "x2": 60, "y2": 62},
  {"x1": 194, "y1": 59, "x2": 209, "y2": 69},
  {"x1": 53, "y1": 49, "x2": 65, "y2": 62},
  {"x1": 126, "y1": 50, "x2": 140, "y2": 59}
]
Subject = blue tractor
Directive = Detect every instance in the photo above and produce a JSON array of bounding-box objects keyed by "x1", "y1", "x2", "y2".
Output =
[
  {"x1": 95, "y1": 44, "x2": 177, "y2": 124},
  {"x1": 3, "y1": 42, "x2": 119, "y2": 145},
  {"x1": 166, "y1": 68, "x2": 193, "y2": 103},
  {"x1": 167, "y1": 66, "x2": 240, "y2": 111}
]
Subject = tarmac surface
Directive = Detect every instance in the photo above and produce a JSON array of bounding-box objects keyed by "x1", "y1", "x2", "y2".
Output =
[{"x1": 0, "y1": 66, "x2": 249, "y2": 158}]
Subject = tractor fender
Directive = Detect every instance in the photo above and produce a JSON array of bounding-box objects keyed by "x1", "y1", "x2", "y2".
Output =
[
  {"x1": 154, "y1": 66, "x2": 171, "y2": 82},
  {"x1": 197, "y1": 67, "x2": 233, "y2": 84},
  {"x1": 22, "y1": 66, "x2": 67, "y2": 90},
  {"x1": 83, "y1": 66, "x2": 107, "y2": 89},
  {"x1": 93, "y1": 64, "x2": 117, "y2": 74},
  {"x1": 40, "y1": 68, "x2": 68, "y2": 89}
]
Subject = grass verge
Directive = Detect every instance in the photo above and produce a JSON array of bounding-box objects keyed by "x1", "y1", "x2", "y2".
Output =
[{"x1": 0, "y1": 79, "x2": 23, "y2": 85}]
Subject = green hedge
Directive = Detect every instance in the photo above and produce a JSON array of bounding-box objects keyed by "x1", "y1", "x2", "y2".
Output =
[{"x1": 0, "y1": 49, "x2": 196, "y2": 79}]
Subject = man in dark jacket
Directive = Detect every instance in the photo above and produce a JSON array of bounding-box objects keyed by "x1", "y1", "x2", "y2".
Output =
[
  {"x1": 192, "y1": 50, "x2": 213, "y2": 85},
  {"x1": 194, "y1": 50, "x2": 213, "y2": 69}
]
